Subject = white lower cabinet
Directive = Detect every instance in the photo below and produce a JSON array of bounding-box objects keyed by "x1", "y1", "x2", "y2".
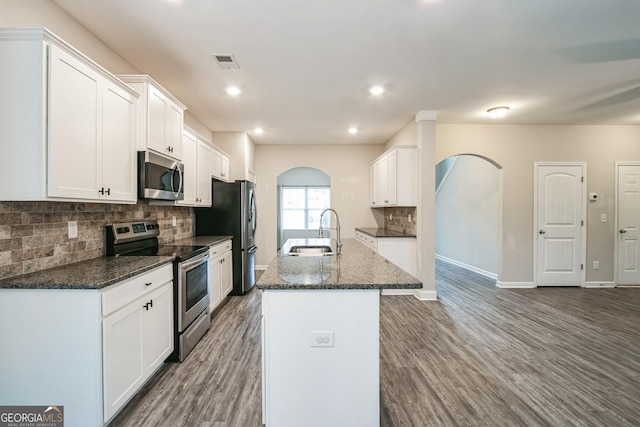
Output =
[
  {"x1": 0, "y1": 264, "x2": 173, "y2": 427},
  {"x1": 102, "y1": 265, "x2": 174, "y2": 422},
  {"x1": 355, "y1": 231, "x2": 417, "y2": 278},
  {"x1": 208, "y1": 239, "x2": 233, "y2": 311}
]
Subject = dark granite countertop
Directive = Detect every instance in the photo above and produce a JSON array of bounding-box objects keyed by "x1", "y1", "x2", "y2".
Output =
[
  {"x1": 356, "y1": 227, "x2": 416, "y2": 238},
  {"x1": 256, "y1": 238, "x2": 422, "y2": 290},
  {"x1": 173, "y1": 235, "x2": 233, "y2": 247},
  {"x1": 0, "y1": 256, "x2": 174, "y2": 290}
]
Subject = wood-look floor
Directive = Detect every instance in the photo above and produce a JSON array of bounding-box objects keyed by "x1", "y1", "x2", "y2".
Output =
[{"x1": 110, "y1": 261, "x2": 640, "y2": 426}]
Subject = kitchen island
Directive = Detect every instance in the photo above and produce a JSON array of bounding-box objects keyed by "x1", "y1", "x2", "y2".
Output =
[{"x1": 257, "y1": 238, "x2": 421, "y2": 427}]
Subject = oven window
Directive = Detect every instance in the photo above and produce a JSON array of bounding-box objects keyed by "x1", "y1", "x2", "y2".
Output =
[{"x1": 185, "y1": 260, "x2": 208, "y2": 311}]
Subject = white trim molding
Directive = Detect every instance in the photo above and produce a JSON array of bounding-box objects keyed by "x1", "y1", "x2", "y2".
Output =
[
  {"x1": 435, "y1": 254, "x2": 498, "y2": 280},
  {"x1": 584, "y1": 281, "x2": 616, "y2": 288},
  {"x1": 381, "y1": 289, "x2": 415, "y2": 296},
  {"x1": 414, "y1": 289, "x2": 438, "y2": 300},
  {"x1": 496, "y1": 281, "x2": 536, "y2": 289}
]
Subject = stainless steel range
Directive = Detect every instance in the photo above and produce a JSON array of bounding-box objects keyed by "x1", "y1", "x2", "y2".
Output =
[{"x1": 106, "y1": 220, "x2": 210, "y2": 362}]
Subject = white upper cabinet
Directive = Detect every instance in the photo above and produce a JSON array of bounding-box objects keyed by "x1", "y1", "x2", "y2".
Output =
[
  {"x1": 178, "y1": 127, "x2": 212, "y2": 207},
  {"x1": 0, "y1": 28, "x2": 138, "y2": 203},
  {"x1": 370, "y1": 146, "x2": 417, "y2": 207},
  {"x1": 118, "y1": 75, "x2": 186, "y2": 161},
  {"x1": 211, "y1": 148, "x2": 231, "y2": 182}
]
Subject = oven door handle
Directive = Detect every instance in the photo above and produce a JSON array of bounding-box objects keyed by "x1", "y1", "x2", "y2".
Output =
[{"x1": 180, "y1": 252, "x2": 208, "y2": 271}]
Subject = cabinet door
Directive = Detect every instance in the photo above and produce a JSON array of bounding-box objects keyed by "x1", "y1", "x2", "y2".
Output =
[
  {"x1": 196, "y1": 141, "x2": 212, "y2": 206},
  {"x1": 386, "y1": 150, "x2": 397, "y2": 205},
  {"x1": 373, "y1": 157, "x2": 387, "y2": 207},
  {"x1": 142, "y1": 282, "x2": 174, "y2": 374},
  {"x1": 209, "y1": 251, "x2": 221, "y2": 311},
  {"x1": 101, "y1": 82, "x2": 137, "y2": 202},
  {"x1": 179, "y1": 131, "x2": 197, "y2": 206},
  {"x1": 48, "y1": 44, "x2": 100, "y2": 200},
  {"x1": 211, "y1": 149, "x2": 222, "y2": 179},
  {"x1": 103, "y1": 300, "x2": 144, "y2": 421},
  {"x1": 221, "y1": 155, "x2": 230, "y2": 182},
  {"x1": 147, "y1": 85, "x2": 167, "y2": 154},
  {"x1": 165, "y1": 102, "x2": 183, "y2": 160},
  {"x1": 221, "y1": 250, "x2": 233, "y2": 296}
]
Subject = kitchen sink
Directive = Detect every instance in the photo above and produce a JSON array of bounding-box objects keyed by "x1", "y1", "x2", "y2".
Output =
[
  {"x1": 286, "y1": 245, "x2": 334, "y2": 256},
  {"x1": 282, "y1": 238, "x2": 335, "y2": 257}
]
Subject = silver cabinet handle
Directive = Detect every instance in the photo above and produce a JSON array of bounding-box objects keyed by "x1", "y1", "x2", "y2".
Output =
[{"x1": 539, "y1": 230, "x2": 546, "y2": 235}]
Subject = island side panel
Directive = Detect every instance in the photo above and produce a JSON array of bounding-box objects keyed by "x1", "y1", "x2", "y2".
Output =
[{"x1": 262, "y1": 289, "x2": 380, "y2": 427}]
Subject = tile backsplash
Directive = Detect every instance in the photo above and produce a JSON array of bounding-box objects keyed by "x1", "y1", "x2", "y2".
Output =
[
  {"x1": 383, "y1": 207, "x2": 417, "y2": 235},
  {"x1": 0, "y1": 201, "x2": 192, "y2": 280}
]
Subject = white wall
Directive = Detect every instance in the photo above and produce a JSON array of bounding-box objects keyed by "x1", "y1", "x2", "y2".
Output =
[
  {"x1": 255, "y1": 144, "x2": 384, "y2": 266},
  {"x1": 435, "y1": 155, "x2": 501, "y2": 277},
  {"x1": 436, "y1": 124, "x2": 640, "y2": 284}
]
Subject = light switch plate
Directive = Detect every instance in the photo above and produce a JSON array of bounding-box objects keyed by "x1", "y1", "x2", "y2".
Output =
[{"x1": 600, "y1": 214, "x2": 606, "y2": 223}]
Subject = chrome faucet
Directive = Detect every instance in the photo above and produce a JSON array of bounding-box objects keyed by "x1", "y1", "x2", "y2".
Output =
[{"x1": 318, "y1": 208, "x2": 342, "y2": 254}]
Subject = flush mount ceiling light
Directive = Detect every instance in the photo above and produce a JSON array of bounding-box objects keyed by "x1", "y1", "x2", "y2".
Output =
[
  {"x1": 254, "y1": 128, "x2": 264, "y2": 135},
  {"x1": 369, "y1": 85, "x2": 385, "y2": 96},
  {"x1": 348, "y1": 127, "x2": 358, "y2": 134},
  {"x1": 487, "y1": 106, "x2": 510, "y2": 118},
  {"x1": 226, "y1": 86, "x2": 241, "y2": 96}
]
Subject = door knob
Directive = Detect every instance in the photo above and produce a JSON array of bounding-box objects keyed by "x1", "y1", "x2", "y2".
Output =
[
  {"x1": 539, "y1": 230, "x2": 546, "y2": 235},
  {"x1": 620, "y1": 229, "x2": 627, "y2": 234}
]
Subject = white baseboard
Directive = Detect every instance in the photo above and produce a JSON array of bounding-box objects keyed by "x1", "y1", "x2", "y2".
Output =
[
  {"x1": 381, "y1": 289, "x2": 415, "y2": 296},
  {"x1": 414, "y1": 289, "x2": 438, "y2": 301},
  {"x1": 255, "y1": 265, "x2": 268, "y2": 271},
  {"x1": 435, "y1": 254, "x2": 498, "y2": 280},
  {"x1": 584, "y1": 281, "x2": 616, "y2": 288},
  {"x1": 496, "y1": 281, "x2": 536, "y2": 289}
]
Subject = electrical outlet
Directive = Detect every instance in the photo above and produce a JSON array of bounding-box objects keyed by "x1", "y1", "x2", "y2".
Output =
[
  {"x1": 408, "y1": 214, "x2": 412, "y2": 223},
  {"x1": 310, "y1": 331, "x2": 334, "y2": 348},
  {"x1": 68, "y1": 221, "x2": 78, "y2": 239},
  {"x1": 593, "y1": 261, "x2": 600, "y2": 270},
  {"x1": 172, "y1": 216, "x2": 177, "y2": 227},
  {"x1": 389, "y1": 213, "x2": 393, "y2": 221},
  {"x1": 600, "y1": 214, "x2": 606, "y2": 223}
]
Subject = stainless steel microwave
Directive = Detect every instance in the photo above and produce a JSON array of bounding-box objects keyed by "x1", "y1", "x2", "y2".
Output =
[{"x1": 138, "y1": 151, "x2": 184, "y2": 201}]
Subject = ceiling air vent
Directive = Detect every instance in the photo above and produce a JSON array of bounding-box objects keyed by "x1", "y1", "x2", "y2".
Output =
[{"x1": 212, "y1": 53, "x2": 240, "y2": 70}]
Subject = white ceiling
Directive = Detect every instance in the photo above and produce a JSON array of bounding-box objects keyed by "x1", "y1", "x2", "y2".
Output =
[{"x1": 52, "y1": 0, "x2": 640, "y2": 145}]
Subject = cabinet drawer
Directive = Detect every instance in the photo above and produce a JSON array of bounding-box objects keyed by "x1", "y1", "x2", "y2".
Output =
[
  {"x1": 102, "y1": 264, "x2": 173, "y2": 316},
  {"x1": 209, "y1": 239, "x2": 232, "y2": 257}
]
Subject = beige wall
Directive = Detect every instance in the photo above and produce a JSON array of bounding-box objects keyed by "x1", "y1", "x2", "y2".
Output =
[
  {"x1": 254, "y1": 144, "x2": 384, "y2": 265},
  {"x1": 436, "y1": 124, "x2": 640, "y2": 284},
  {"x1": 435, "y1": 155, "x2": 501, "y2": 276},
  {"x1": 384, "y1": 119, "x2": 417, "y2": 150}
]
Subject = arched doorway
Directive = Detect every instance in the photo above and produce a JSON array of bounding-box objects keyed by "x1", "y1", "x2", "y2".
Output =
[
  {"x1": 435, "y1": 154, "x2": 502, "y2": 280},
  {"x1": 276, "y1": 167, "x2": 331, "y2": 250}
]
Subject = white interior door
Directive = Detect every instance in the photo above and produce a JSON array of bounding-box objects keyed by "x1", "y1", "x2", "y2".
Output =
[
  {"x1": 617, "y1": 164, "x2": 640, "y2": 285},
  {"x1": 536, "y1": 164, "x2": 585, "y2": 286}
]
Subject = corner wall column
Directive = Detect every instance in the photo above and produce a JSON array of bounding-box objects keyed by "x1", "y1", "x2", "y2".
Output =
[{"x1": 415, "y1": 110, "x2": 438, "y2": 300}]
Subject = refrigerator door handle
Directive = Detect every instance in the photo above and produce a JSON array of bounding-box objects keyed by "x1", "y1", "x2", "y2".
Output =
[{"x1": 248, "y1": 246, "x2": 258, "y2": 253}]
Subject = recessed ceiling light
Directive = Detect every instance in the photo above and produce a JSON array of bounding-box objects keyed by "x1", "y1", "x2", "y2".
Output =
[
  {"x1": 226, "y1": 86, "x2": 241, "y2": 96},
  {"x1": 348, "y1": 127, "x2": 358, "y2": 134},
  {"x1": 254, "y1": 128, "x2": 264, "y2": 135},
  {"x1": 487, "y1": 106, "x2": 509, "y2": 118},
  {"x1": 369, "y1": 85, "x2": 385, "y2": 96}
]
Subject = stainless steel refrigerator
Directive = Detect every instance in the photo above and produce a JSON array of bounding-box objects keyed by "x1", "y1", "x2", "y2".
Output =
[{"x1": 195, "y1": 180, "x2": 257, "y2": 295}]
